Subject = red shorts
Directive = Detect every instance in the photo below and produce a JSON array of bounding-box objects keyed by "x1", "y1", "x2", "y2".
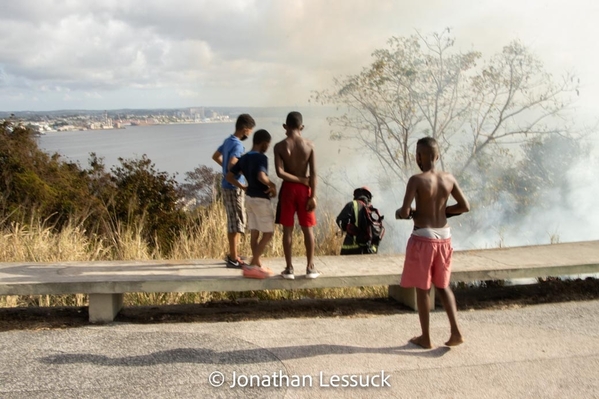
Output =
[
  {"x1": 276, "y1": 181, "x2": 316, "y2": 227},
  {"x1": 400, "y1": 235, "x2": 453, "y2": 290}
]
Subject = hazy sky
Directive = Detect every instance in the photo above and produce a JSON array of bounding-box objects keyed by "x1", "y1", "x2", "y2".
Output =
[{"x1": 1, "y1": 0, "x2": 598, "y2": 113}]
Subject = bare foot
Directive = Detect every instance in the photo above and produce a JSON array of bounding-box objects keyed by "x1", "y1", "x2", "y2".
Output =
[
  {"x1": 445, "y1": 334, "x2": 464, "y2": 346},
  {"x1": 409, "y1": 335, "x2": 432, "y2": 349}
]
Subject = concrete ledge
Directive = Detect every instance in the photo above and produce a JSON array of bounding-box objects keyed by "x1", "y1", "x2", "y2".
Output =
[
  {"x1": 1, "y1": 240, "x2": 598, "y2": 321},
  {"x1": 389, "y1": 285, "x2": 435, "y2": 311}
]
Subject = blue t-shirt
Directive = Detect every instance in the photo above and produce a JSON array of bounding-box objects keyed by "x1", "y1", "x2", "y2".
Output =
[
  {"x1": 217, "y1": 135, "x2": 246, "y2": 189},
  {"x1": 230, "y1": 151, "x2": 270, "y2": 199}
]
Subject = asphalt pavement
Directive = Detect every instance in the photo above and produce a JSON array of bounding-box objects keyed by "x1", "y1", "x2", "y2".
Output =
[{"x1": 1, "y1": 299, "x2": 598, "y2": 398}]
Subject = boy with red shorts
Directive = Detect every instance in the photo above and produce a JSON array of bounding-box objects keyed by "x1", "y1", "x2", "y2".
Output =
[
  {"x1": 274, "y1": 111, "x2": 319, "y2": 279},
  {"x1": 396, "y1": 137, "x2": 470, "y2": 348}
]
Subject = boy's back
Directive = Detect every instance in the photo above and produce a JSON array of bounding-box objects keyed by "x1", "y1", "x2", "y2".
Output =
[
  {"x1": 408, "y1": 170, "x2": 457, "y2": 229},
  {"x1": 234, "y1": 151, "x2": 270, "y2": 199}
]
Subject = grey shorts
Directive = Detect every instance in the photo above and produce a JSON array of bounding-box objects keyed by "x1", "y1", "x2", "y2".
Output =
[{"x1": 222, "y1": 188, "x2": 246, "y2": 234}]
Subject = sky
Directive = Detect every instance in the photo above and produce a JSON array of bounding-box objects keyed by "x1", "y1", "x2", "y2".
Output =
[{"x1": 1, "y1": 0, "x2": 598, "y2": 114}]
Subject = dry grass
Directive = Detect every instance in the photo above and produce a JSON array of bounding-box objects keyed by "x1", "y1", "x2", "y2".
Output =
[
  {"x1": 170, "y1": 204, "x2": 343, "y2": 260},
  {"x1": 0, "y1": 202, "x2": 364, "y2": 308}
]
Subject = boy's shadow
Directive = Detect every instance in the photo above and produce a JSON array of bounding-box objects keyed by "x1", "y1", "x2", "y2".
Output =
[{"x1": 40, "y1": 343, "x2": 451, "y2": 367}]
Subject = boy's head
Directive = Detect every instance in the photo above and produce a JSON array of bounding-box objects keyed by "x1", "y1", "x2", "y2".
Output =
[
  {"x1": 235, "y1": 114, "x2": 256, "y2": 141},
  {"x1": 252, "y1": 129, "x2": 271, "y2": 153},
  {"x1": 416, "y1": 137, "x2": 440, "y2": 171},
  {"x1": 283, "y1": 111, "x2": 303, "y2": 133}
]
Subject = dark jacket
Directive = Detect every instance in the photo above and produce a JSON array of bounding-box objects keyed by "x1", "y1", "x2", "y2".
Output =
[{"x1": 336, "y1": 195, "x2": 377, "y2": 255}]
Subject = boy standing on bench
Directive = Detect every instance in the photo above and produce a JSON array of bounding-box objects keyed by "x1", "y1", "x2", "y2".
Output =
[
  {"x1": 227, "y1": 129, "x2": 277, "y2": 279},
  {"x1": 396, "y1": 137, "x2": 470, "y2": 348}
]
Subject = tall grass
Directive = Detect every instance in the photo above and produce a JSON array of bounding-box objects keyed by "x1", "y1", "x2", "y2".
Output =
[
  {"x1": 0, "y1": 202, "x2": 385, "y2": 308},
  {"x1": 170, "y1": 202, "x2": 343, "y2": 259}
]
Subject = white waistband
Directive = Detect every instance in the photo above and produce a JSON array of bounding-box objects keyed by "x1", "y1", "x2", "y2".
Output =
[{"x1": 412, "y1": 226, "x2": 451, "y2": 239}]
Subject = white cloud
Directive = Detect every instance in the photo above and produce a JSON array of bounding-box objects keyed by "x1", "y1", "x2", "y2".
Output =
[{"x1": 0, "y1": 0, "x2": 598, "y2": 111}]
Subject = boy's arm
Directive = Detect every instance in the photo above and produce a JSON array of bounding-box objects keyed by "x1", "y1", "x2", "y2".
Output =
[
  {"x1": 274, "y1": 144, "x2": 310, "y2": 185},
  {"x1": 227, "y1": 156, "x2": 239, "y2": 172},
  {"x1": 306, "y1": 149, "x2": 316, "y2": 211},
  {"x1": 396, "y1": 176, "x2": 417, "y2": 220},
  {"x1": 257, "y1": 171, "x2": 276, "y2": 197},
  {"x1": 227, "y1": 141, "x2": 244, "y2": 172},
  {"x1": 446, "y1": 177, "x2": 470, "y2": 216},
  {"x1": 225, "y1": 170, "x2": 247, "y2": 191},
  {"x1": 212, "y1": 150, "x2": 223, "y2": 167}
]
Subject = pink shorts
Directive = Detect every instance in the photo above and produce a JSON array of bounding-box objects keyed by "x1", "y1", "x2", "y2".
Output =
[
  {"x1": 400, "y1": 235, "x2": 453, "y2": 290},
  {"x1": 276, "y1": 181, "x2": 316, "y2": 227}
]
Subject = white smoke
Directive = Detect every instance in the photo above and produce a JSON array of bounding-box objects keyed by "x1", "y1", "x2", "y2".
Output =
[{"x1": 314, "y1": 127, "x2": 599, "y2": 254}]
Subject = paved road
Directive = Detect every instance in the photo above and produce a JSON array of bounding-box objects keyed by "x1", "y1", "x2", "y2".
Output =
[{"x1": 1, "y1": 300, "x2": 598, "y2": 398}]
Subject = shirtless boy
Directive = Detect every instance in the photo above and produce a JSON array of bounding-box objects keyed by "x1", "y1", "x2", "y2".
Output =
[
  {"x1": 274, "y1": 111, "x2": 319, "y2": 279},
  {"x1": 396, "y1": 137, "x2": 470, "y2": 348}
]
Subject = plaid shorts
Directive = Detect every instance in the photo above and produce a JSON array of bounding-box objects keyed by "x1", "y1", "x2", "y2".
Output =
[{"x1": 222, "y1": 188, "x2": 246, "y2": 234}]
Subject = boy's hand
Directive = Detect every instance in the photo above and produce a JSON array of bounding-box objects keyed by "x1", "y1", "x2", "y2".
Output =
[
  {"x1": 396, "y1": 207, "x2": 415, "y2": 220},
  {"x1": 395, "y1": 208, "x2": 402, "y2": 220},
  {"x1": 306, "y1": 197, "x2": 317, "y2": 211},
  {"x1": 265, "y1": 183, "x2": 277, "y2": 198},
  {"x1": 299, "y1": 177, "x2": 310, "y2": 186},
  {"x1": 241, "y1": 185, "x2": 248, "y2": 193}
]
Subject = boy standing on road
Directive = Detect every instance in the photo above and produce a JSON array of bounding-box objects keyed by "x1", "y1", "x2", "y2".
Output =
[
  {"x1": 396, "y1": 137, "x2": 470, "y2": 349},
  {"x1": 274, "y1": 111, "x2": 319, "y2": 279},
  {"x1": 226, "y1": 129, "x2": 277, "y2": 279},
  {"x1": 212, "y1": 114, "x2": 255, "y2": 269}
]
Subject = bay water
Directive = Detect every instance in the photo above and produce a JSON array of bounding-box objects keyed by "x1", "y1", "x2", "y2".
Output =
[
  {"x1": 39, "y1": 121, "x2": 247, "y2": 180},
  {"x1": 36, "y1": 116, "x2": 348, "y2": 182}
]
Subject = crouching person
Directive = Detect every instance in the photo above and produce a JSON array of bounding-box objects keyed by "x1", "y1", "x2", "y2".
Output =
[{"x1": 336, "y1": 187, "x2": 385, "y2": 255}]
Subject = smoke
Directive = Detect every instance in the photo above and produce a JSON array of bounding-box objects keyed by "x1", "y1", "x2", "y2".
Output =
[
  {"x1": 482, "y1": 139, "x2": 599, "y2": 247},
  {"x1": 313, "y1": 125, "x2": 599, "y2": 254}
]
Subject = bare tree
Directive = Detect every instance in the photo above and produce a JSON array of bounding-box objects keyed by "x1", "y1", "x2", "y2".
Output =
[
  {"x1": 313, "y1": 30, "x2": 580, "y2": 186},
  {"x1": 461, "y1": 40, "x2": 579, "y2": 175}
]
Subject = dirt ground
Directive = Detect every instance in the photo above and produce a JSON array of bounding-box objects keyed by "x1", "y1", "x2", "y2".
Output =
[{"x1": 1, "y1": 278, "x2": 598, "y2": 332}]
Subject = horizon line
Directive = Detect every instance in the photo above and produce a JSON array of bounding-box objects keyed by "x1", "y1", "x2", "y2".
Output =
[{"x1": 0, "y1": 105, "x2": 334, "y2": 114}]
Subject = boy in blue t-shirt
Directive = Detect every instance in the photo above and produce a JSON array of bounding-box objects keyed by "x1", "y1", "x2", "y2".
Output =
[
  {"x1": 212, "y1": 114, "x2": 255, "y2": 269},
  {"x1": 226, "y1": 129, "x2": 277, "y2": 279}
]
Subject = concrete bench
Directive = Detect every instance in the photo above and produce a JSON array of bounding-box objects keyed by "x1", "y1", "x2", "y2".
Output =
[{"x1": 1, "y1": 240, "x2": 598, "y2": 323}]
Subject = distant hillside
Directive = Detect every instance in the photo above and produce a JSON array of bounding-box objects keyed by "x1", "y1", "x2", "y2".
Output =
[{"x1": 0, "y1": 106, "x2": 339, "y2": 120}]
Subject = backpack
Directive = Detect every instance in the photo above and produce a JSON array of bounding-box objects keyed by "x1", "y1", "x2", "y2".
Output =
[{"x1": 349, "y1": 200, "x2": 385, "y2": 252}]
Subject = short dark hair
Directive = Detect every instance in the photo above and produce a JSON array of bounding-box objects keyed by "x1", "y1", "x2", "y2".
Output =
[
  {"x1": 253, "y1": 129, "x2": 271, "y2": 145},
  {"x1": 285, "y1": 111, "x2": 303, "y2": 129},
  {"x1": 235, "y1": 114, "x2": 256, "y2": 131},
  {"x1": 417, "y1": 136, "x2": 439, "y2": 155}
]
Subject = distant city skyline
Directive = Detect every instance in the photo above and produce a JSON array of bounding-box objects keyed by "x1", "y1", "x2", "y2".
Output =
[{"x1": 1, "y1": 0, "x2": 598, "y2": 121}]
